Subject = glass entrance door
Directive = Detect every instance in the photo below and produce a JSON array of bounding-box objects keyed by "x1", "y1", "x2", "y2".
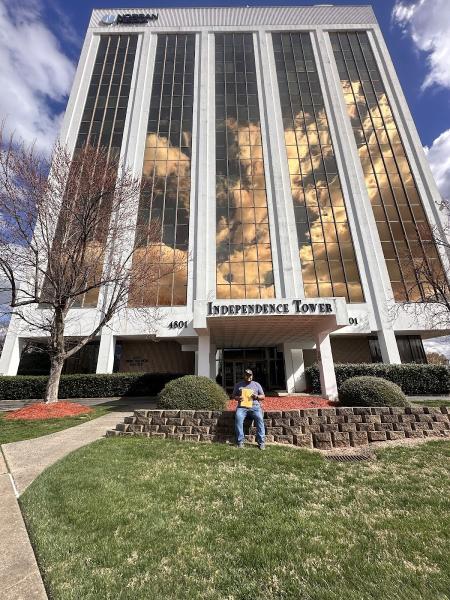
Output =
[{"x1": 217, "y1": 348, "x2": 285, "y2": 393}]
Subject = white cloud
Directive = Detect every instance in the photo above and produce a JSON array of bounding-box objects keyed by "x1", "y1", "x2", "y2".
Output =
[
  {"x1": 393, "y1": 1, "x2": 450, "y2": 203},
  {"x1": 423, "y1": 336, "x2": 450, "y2": 359},
  {"x1": 424, "y1": 130, "x2": 450, "y2": 203},
  {"x1": 0, "y1": 0, "x2": 76, "y2": 153},
  {"x1": 393, "y1": 0, "x2": 450, "y2": 91},
  {"x1": 392, "y1": 3, "x2": 416, "y2": 23}
]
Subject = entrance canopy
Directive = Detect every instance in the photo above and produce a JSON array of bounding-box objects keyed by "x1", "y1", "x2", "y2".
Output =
[{"x1": 194, "y1": 298, "x2": 348, "y2": 346}]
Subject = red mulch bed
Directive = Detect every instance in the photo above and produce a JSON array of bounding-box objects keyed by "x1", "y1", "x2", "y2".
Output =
[
  {"x1": 227, "y1": 396, "x2": 335, "y2": 411},
  {"x1": 5, "y1": 401, "x2": 93, "y2": 421}
]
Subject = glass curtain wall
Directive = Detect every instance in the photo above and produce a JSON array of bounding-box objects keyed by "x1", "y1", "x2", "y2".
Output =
[
  {"x1": 273, "y1": 32, "x2": 364, "y2": 302},
  {"x1": 215, "y1": 33, "x2": 275, "y2": 299},
  {"x1": 330, "y1": 31, "x2": 442, "y2": 302},
  {"x1": 131, "y1": 34, "x2": 194, "y2": 306},
  {"x1": 69, "y1": 34, "x2": 138, "y2": 307},
  {"x1": 77, "y1": 35, "x2": 137, "y2": 152}
]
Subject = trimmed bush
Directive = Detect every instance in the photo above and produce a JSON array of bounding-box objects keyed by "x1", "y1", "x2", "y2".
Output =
[
  {"x1": 339, "y1": 376, "x2": 409, "y2": 407},
  {"x1": 305, "y1": 363, "x2": 450, "y2": 396},
  {"x1": 0, "y1": 373, "x2": 185, "y2": 400},
  {"x1": 158, "y1": 375, "x2": 229, "y2": 410}
]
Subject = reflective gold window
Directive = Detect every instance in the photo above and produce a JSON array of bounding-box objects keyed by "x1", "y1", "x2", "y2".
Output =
[
  {"x1": 74, "y1": 34, "x2": 137, "y2": 307},
  {"x1": 131, "y1": 34, "x2": 194, "y2": 306},
  {"x1": 330, "y1": 31, "x2": 442, "y2": 302},
  {"x1": 215, "y1": 33, "x2": 275, "y2": 299},
  {"x1": 77, "y1": 35, "x2": 137, "y2": 152},
  {"x1": 273, "y1": 33, "x2": 364, "y2": 302}
]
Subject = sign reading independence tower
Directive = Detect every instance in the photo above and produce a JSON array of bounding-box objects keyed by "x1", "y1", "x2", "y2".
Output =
[{"x1": 207, "y1": 300, "x2": 334, "y2": 316}]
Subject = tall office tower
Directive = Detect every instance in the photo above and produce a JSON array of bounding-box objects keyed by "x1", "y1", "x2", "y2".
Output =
[{"x1": 1, "y1": 6, "x2": 448, "y2": 398}]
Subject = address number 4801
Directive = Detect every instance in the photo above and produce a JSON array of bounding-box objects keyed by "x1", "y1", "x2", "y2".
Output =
[{"x1": 168, "y1": 321, "x2": 188, "y2": 329}]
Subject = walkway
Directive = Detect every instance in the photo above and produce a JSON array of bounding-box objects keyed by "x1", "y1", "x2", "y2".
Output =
[
  {"x1": 0, "y1": 399, "x2": 155, "y2": 600},
  {"x1": 0, "y1": 452, "x2": 48, "y2": 600},
  {"x1": 2, "y1": 399, "x2": 154, "y2": 494}
]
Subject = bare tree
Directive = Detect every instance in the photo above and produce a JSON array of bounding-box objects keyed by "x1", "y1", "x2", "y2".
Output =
[
  {"x1": 426, "y1": 351, "x2": 449, "y2": 366},
  {"x1": 402, "y1": 210, "x2": 450, "y2": 329},
  {"x1": 0, "y1": 127, "x2": 185, "y2": 402}
]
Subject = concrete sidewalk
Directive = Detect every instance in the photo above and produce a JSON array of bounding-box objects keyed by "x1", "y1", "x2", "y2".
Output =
[
  {"x1": 0, "y1": 400, "x2": 154, "y2": 599},
  {"x1": 2, "y1": 401, "x2": 153, "y2": 494},
  {"x1": 0, "y1": 452, "x2": 48, "y2": 600}
]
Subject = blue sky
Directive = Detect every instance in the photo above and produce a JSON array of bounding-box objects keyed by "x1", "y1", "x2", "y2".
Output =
[
  {"x1": 1, "y1": 0, "x2": 449, "y2": 196},
  {"x1": 63, "y1": 1, "x2": 450, "y2": 150},
  {"x1": 1, "y1": 0, "x2": 449, "y2": 354}
]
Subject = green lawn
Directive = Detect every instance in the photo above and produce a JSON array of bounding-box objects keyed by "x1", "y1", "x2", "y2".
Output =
[
  {"x1": 21, "y1": 438, "x2": 450, "y2": 600},
  {"x1": 410, "y1": 398, "x2": 450, "y2": 408},
  {"x1": 0, "y1": 405, "x2": 112, "y2": 445}
]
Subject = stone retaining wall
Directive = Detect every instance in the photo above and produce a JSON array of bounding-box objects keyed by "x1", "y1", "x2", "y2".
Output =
[{"x1": 107, "y1": 406, "x2": 450, "y2": 449}]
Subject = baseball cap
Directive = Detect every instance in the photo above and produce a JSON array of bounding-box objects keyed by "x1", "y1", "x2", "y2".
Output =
[{"x1": 244, "y1": 369, "x2": 253, "y2": 376}]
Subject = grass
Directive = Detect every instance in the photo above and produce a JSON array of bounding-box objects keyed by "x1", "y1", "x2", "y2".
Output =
[
  {"x1": 0, "y1": 405, "x2": 113, "y2": 445},
  {"x1": 21, "y1": 437, "x2": 450, "y2": 600},
  {"x1": 410, "y1": 398, "x2": 450, "y2": 408}
]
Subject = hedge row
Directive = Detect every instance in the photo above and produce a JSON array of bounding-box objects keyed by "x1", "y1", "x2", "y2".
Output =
[
  {"x1": 0, "y1": 373, "x2": 185, "y2": 400},
  {"x1": 305, "y1": 363, "x2": 450, "y2": 396}
]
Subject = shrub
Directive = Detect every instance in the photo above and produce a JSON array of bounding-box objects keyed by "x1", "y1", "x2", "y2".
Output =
[
  {"x1": 339, "y1": 376, "x2": 409, "y2": 407},
  {"x1": 158, "y1": 375, "x2": 229, "y2": 410},
  {"x1": 0, "y1": 373, "x2": 185, "y2": 400},
  {"x1": 305, "y1": 363, "x2": 450, "y2": 396}
]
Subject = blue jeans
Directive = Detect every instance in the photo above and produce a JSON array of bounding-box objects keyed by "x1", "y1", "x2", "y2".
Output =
[{"x1": 235, "y1": 405, "x2": 265, "y2": 446}]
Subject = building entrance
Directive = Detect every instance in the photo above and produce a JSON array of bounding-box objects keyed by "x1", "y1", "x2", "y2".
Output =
[{"x1": 216, "y1": 347, "x2": 285, "y2": 392}]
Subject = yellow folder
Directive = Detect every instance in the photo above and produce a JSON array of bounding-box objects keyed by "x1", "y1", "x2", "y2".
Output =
[{"x1": 240, "y1": 387, "x2": 254, "y2": 408}]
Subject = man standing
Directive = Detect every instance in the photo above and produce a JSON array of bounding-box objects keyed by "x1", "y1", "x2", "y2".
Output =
[{"x1": 232, "y1": 369, "x2": 266, "y2": 449}]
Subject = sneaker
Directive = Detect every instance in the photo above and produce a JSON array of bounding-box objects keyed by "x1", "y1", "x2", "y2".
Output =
[
  {"x1": 258, "y1": 444, "x2": 266, "y2": 450},
  {"x1": 237, "y1": 443, "x2": 244, "y2": 449}
]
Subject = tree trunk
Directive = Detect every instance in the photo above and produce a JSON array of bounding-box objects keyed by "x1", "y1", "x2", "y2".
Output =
[
  {"x1": 45, "y1": 306, "x2": 66, "y2": 404},
  {"x1": 45, "y1": 356, "x2": 64, "y2": 404}
]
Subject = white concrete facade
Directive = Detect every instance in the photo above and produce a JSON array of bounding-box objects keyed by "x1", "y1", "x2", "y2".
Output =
[{"x1": 1, "y1": 6, "x2": 448, "y2": 399}]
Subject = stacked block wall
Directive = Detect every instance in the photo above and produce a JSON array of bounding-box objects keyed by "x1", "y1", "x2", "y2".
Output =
[{"x1": 107, "y1": 407, "x2": 450, "y2": 449}]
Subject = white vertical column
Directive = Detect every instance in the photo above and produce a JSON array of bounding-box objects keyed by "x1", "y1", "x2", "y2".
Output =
[
  {"x1": 284, "y1": 344, "x2": 295, "y2": 393},
  {"x1": 206, "y1": 33, "x2": 217, "y2": 299},
  {"x1": 378, "y1": 329, "x2": 401, "y2": 364},
  {"x1": 194, "y1": 31, "x2": 215, "y2": 302},
  {"x1": 292, "y1": 348, "x2": 306, "y2": 393},
  {"x1": 98, "y1": 32, "x2": 156, "y2": 332},
  {"x1": 121, "y1": 31, "x2": 156, "y2": 176},
  {"x1": 209, "y1": 344, "x2": 217, "y2": 381},
  {"x1": 316, "y1": 29, "x2": 399, "y2": 344},
  {"x1": 0, "y1": 331, "x2": 22, "y2": 376},
  {"x1": 256, "y1": 31, "x2": 303, "y2": 298},
  {"x1": 96, "y1": 332, "x2": 116, "y2": 374},
  {"x1": 185, "y1": 32, "x2": 202, "y2": 308},
  {"x1": 197, "y1": 334, "x2": 211, "y2": 377},
  {"x1": 310, "y1": 30, "x2": 372, "y2": 305},
  {"x1": 59, "y1": 31, "x2": 99, "y2": 149},
  {"x1": 283, "y1": 344, "x2": 306, "y2": 393},
  {"x1": 253, "y1": 32, "x2": 282, "y2": 296},
  {"x1": 315, "y1": 331, "x2": 338, "y2": 401}
]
